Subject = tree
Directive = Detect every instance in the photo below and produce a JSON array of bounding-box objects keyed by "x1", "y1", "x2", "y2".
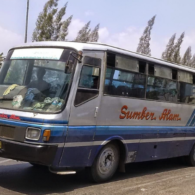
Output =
[
  {"x1": 162, "y1": 33, "x2": 176, "y2": 61},
  {"x1": 136, "y1": 15, "x2": 156, "y2": 56},
  {"x1": 0, "y1": 53, "x2": 3, "y2": 67},
  {"x1": 171, "y1": 32, "x2": 185, "y2": 64},
  {"x1": 75, "y1": 21, "x2": 91, "y2": 42},
  {"x1": 190, "y1": 54, "x2": 195, "y2": 68},
  {"x1": 58, "y1": 15, "x2": 73, "y2": 41},
  {"x1": 181, "y1": 46, "x2": 192, "y2": 66},
  {"x1": 32, "y1": 0, "x2": 72, "y2": 41},
  {"x1": 89, "y1": 24, "x2": 100, "y2": 42}
]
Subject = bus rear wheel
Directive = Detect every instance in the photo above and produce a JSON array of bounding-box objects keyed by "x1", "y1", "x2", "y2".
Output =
[
  {"x1": 89, "y1": 143, "x2": 119, "y2": 183},
  {"x1": 185, "y1": 144, "x2": 195, "y2": 166}
]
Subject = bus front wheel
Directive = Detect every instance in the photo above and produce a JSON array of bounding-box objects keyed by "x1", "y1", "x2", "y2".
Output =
[{"x1": 89, "y1": 143, "x2": 119, "y2": 183}]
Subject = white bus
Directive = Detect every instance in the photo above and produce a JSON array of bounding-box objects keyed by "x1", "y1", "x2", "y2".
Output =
[{"x1": 0, "y1": 41, "x2": 194, "y2": 182}]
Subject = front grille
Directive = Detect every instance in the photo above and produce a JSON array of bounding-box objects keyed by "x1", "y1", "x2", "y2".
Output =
[{"x1": 0, "y1": 125, "x2": 15, "y2": 140}]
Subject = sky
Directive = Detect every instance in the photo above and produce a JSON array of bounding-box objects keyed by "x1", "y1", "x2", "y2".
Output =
[{"x1": 1, "y1": 0, "x2": 195, "y2": 58}]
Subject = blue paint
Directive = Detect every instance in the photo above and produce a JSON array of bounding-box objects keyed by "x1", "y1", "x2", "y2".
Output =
[
  {"x1": 1, "y1": 115, "x2": 195, "y2": 168},
  {"x1": 187, "y1": 109, "x2": 195, "y2": 126},
  {"x1": 0, "y1": 118, "x2": 67, "y2": 144},
  {"x1": 0, "y1": 115, "x2": 68, "y2": 125}
]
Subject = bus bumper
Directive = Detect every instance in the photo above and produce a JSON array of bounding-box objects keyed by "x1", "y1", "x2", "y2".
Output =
[{"x1": 0, "y1": 139, "x2": 58, "y2": 166}]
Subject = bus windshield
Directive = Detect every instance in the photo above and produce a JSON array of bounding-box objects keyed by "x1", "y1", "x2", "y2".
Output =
[{"x1": 0, "y1": 47, "x2": 76, "y2": 113}]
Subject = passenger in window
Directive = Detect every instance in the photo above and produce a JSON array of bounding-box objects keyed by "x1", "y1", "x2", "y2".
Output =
[{"x1": 28, "y1": 68, "x2": 50, "y2": 94}]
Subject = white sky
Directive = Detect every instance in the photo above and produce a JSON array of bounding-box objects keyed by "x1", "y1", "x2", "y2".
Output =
[{"x1": 0, "y1": 0, "x2": 195, "y2": 58}]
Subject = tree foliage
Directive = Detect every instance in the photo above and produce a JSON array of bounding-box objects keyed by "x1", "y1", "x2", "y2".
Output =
[
  {"x1": 190, "y1": 54, "x2": 195, "y2": 68},
  {"x1": 58, "y1": 15, "x2": 73, "y2": 41},
  {"x1": 0, "y1": 53, "x2": 3, "y2": 67},
  {"x1": 75, "y1": 21, "x2": 91, "y2": 42},
  {"x1": 32, "y1": 0, "x2": 72, "y2": 41},
  {"x1": 74, "y1": 22, "x2": 100, "y2": 43},
  {"x1": 171, "y1": 32, "x2": 185, "y2": 64},
  {"x1": 136, "y1": 15, "x2": 156, "y2": 56},
  {"x1": 89, "y1": 24, "x2": 100, "y2": 42},
  {"x1": 162, "y1": 33, "x2": 176, "y2": 61},
  {"x1": 181, "y1": 46, "x2": 192, "y2": 66}
]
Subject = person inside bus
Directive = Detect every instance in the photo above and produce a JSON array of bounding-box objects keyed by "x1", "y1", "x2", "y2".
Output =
[{"x1": 28, "y1": 68, "x2": 50, "y2": 95}]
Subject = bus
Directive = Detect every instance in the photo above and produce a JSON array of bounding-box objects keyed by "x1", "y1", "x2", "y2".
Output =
[{"x1": 0, "y1": 41, "x2": 195, "y2": 182}]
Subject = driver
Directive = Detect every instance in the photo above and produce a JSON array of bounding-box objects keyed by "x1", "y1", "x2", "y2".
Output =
[{"x1": 28, "y1": 68, "x2": 50, "y2": 94}]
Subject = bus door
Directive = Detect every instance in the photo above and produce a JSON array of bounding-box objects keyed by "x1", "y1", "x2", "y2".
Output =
[{"x1": 59, "y1": 51, "x2": 105, "y2": 167}]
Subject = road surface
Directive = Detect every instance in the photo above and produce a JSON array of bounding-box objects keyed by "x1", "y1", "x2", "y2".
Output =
[{"x1": 0, "y1": 157, "x2": 194, "y2": 195}]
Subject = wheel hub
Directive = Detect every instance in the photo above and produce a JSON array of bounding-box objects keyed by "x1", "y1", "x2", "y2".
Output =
[{"x1": 98, "y1": 148, "x2": 115, "y2": 175}]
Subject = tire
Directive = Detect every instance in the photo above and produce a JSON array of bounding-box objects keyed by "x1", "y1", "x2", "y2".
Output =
[
  {"x1": 185, "y1": 144, "x2": 195, "y2": 166},
  {"x1": 89, "y1": 143, "x2": 120, "y2": 183}
]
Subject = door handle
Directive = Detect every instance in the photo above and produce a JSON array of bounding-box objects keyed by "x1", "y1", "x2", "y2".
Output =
[{"x1": 94, "y1": 107, "x2": 99, "y2": 118}]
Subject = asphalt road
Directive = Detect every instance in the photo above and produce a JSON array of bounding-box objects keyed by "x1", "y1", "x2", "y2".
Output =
[{"x1": 0, "y1": 157, "x2": 195, "y2": 195}]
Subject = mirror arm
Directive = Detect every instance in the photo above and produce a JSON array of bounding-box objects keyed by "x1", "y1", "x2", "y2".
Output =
[{"x1": 69, "y1": 52, "x2": 83, "y2": 63}]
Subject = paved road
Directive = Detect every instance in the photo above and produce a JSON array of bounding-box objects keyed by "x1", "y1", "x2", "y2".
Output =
[{"x1": 0, "y1": 157, "x2": 195, "y2": 195}]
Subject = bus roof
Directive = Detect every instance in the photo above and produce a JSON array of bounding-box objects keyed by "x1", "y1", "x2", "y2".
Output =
[{"x1": 11, "y1": 41, "x2": 195, "y2": 74}]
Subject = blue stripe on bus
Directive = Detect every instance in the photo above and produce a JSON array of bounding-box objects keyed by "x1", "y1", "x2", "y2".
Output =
[
  {"x1": 0, "y1": 118, "x2": 67, "y2": 144},
  {"x1": 187, "y1": 109, "x2": 195, "y2": 126},
  {"x1": 0, "y1": 115, "x2": 68, "y2": 125},
  {"x1": 1, "y1": 117, "x2": 195, "y2": 145}
]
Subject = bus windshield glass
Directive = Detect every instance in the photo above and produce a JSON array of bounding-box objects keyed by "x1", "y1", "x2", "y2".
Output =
[{"x1": 0, "y1": 47, "x2": 76, "y2": 113}]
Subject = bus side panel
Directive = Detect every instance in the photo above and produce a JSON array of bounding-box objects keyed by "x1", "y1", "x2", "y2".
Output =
[
  {"x1": 90, "y1": 126, "x2": 141, "y2": 164},
  {"x1": 97, "y1": 96, "x2": 195, "y2": 162}
]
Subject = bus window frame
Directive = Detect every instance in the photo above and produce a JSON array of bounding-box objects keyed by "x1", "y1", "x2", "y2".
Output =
[
  {"x1": 74, "y1": 59, "x2": 101, "y2": 107},
  {"x1": 103, "y1": 51, "x2": 195, "y2": 106}
]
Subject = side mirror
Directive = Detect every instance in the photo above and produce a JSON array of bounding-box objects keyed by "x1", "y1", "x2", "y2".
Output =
[{"x1": 65, "y1": 60, "x2": 74, "y2": 74}]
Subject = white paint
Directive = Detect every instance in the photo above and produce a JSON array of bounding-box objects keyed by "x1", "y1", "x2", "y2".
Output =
[
  {"x1": 12, "y1": 41, "x2": 195, "y2": 73},
  {"x1": 11, "y1": 48, "x2": 64, "y2": 60}
]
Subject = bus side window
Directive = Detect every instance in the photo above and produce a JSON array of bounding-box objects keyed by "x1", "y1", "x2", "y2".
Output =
[
  {"x1": 78, "y1": 66, "x2": 100, "y2": 89},
  {"x1": 74, "y1": 57, "x2": 101, "y2": 106},
  {"x1": 104, "y1": 68, "x2": 146, "y2": 98}
]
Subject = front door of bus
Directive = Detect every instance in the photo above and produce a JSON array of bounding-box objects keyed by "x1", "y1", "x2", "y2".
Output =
[{"x1": 59, "y1": 51, "x2": 105, "y2": 168}]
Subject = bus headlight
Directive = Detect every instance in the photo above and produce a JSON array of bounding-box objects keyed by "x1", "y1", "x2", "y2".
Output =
[{"x1": 25, "y1": 128, "x2": 41, "y2": 141}]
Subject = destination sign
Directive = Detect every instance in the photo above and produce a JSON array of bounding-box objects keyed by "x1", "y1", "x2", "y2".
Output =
[{"x1": 11, "y1": 48, "x2": 64, "y2": 60}]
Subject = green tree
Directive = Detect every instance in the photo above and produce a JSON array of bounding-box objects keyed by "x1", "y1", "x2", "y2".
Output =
[
  {"x1": 162, "y1": 33, "x2": 176, "y2": 61},
  {"x1": 0, "y1": 53, "x2": 4, "y2": 67},
  {"x1": 89, "y1": 24, "x2": 100, "y2": 42},
  {"x1": 75, "y1": 21, "x2": 91, "y2": 42},
  {"x1": 171, "y1": 32, "x2": 185, "y2": 64},
  {"x1": 190, "y1": 54, "x2": 195, "y2": 68},
  {"x1": 58, "y1": 15, "x2": 73, "y2": 41},
  {"x1": 32, "y1": 0, "x2": 72, "y2": 41},
  {"x1": 136, "y1": 15, "x2": 156, "y2": 56},
  {"x1": 181, "y1": 46, "x2": 192, "y2": 66}
]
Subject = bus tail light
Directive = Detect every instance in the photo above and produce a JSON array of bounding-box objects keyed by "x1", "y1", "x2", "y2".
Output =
[{"x1": 43, "y1": 130, "x2": 51, "y2": 142}]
